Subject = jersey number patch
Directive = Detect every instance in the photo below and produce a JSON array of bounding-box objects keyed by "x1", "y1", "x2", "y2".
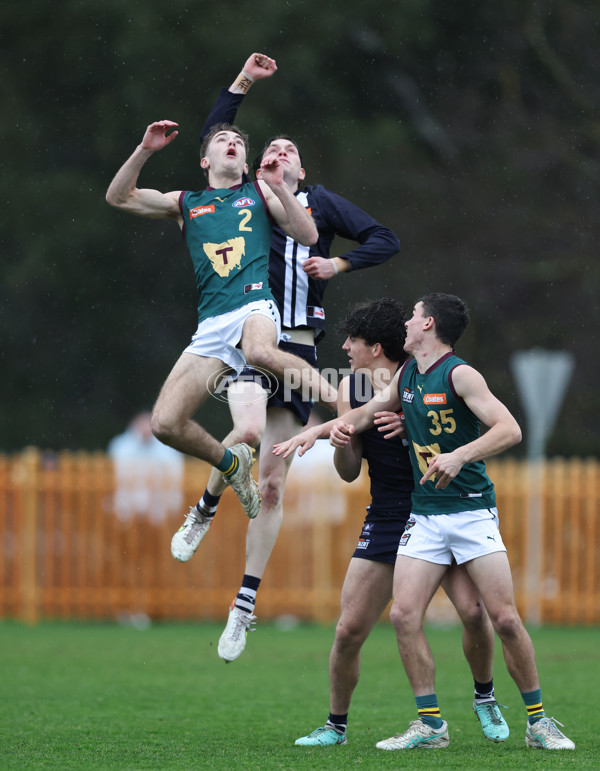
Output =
[{"x1": 427, "y1": 408, "x2": 456, "y2": 435}]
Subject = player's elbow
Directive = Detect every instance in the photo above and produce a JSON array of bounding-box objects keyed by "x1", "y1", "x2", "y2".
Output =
[
  {"x1": 105, "y1": 188, "x2": 125, "y2": 209},
  {"x1": 297, "y1": 223, "x2": 318, "y2": 247},
  {"x1": 334, "y1": 455, "x2": 360, "y2": 483},
  {"x1": 507, "y1": 420, "x2": 522, "y2": 448}
]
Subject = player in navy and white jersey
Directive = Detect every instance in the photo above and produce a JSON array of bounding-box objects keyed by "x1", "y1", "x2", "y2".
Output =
[{"x1": 169, "y1": 54, "x2": 400, "y2": 664}]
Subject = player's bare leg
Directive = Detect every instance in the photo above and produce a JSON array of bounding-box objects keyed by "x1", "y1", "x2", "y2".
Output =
[
  {"x1": 443, "y1": 564, "x2": 509, "y2": 742},
  {"x1": 296, "y1": 558, "x2": 393, "y2": 746},
  {"x1": 151, "y1": 353, "x2": 231, "y2": 464},
  {"x1": 241, "y1": 314, "x2": 337, "y2": 410},
  {"x1": 205, "y1": 379, "x2": 269, "y2": 500},
  {"x1": 330, "y1": 559, "x2": 393, "y2": 714},
  {"x1": 389, "y1": 555, "x2": 447, "y2": 695},
  {"x1": 464, "y1": 552, "x2": 540, "y2": 693},
  {"x1": 171, "y1": 380, "x2": 268, "y2": 561},
  {"x1": 244, "y1": 408, "x2": 301, "y2": 576},
  {"x1": 156, "y1": 353, "x2": 261, "y2": 551},
  {"x1": 218, "y1": 409, "x2": 302, "y2": 663}
]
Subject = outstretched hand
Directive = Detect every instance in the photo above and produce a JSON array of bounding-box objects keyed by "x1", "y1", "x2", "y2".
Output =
[
  {"x1": 259, "y1": 153, "x2": 284, "y2": 187},
  {"x1": 140, "y1": 121, "x2": 179, "y2": 153},
  {"x1": 273, "y1": 427, "x2": 319, "y2": 458},
  {"x1": 242, "y1": 53, "x2": 277, "y2": 81}
]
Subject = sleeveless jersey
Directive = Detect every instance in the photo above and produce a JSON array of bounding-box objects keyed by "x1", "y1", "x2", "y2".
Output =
[
  {"x1": 398, "y1": 352, "x2": 496, "y2": 515},
  {"x1": 179, "y1": 181, "x2": 274, "y2": 323},
  {"x1": 349, "y1": 372, "x2": 413, "y2": 518},
  {"x1": 200, "y1": 89, "x2": 400, "y2": 340}
]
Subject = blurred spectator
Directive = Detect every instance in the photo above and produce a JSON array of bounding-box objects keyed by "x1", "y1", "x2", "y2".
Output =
[{"x1": 108, "y1": 412, "x2": 184, "y2": 522}]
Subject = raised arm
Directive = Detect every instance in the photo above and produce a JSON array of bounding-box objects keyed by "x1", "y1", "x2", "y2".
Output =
[
  {"x1": 200, "y1": 53, "x2": 278, "y2": 142},
  {"x1": 106, "y1": 121, "x2": 182, "y2": 221},
  {"x1": 420, "y1": 365, "x2": 522, "y2": 489}
]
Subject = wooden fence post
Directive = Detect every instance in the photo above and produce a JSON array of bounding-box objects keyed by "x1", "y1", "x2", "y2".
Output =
[{"x1": 19, "y1": 447, "x2": 40, "y2": 625}]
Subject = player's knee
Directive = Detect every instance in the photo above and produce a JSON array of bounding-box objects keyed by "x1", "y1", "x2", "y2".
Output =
[
  {"x1": 389, "y1": 601, "x2": 419, "y2": 634},
  {"x1": 335, "y1": 617, "x2": 366, "y2": 649},
  {"x1": 456, "y1": 598, "x2": 486, "y2": 630},
  {"x1": 150, "y1": 410, "x2": 179, "y2": 446},
  {"x1": 245, "y1": 344, "x2": 278, "y2": 373},
  {"x1": 237, "y1": 424, "x2": 263, "y2": 448},
  {"x1": 490, "y1": 606, "x2": 523, "y2": 639},
  {"x1": 259, "y1": 475, "x2": 285, "y2": 511}
]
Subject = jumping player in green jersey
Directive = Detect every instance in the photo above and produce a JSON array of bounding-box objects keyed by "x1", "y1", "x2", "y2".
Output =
[
  {"x1": 106, "y1": 120, "x2": 337, "y2": 523},
  {"x1": 275, "y1": 292, "x2": 574, "y2": 752}
]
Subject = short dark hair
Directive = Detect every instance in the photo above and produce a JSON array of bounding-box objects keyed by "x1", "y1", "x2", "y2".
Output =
[
  {"x1": 338, "y1": 298, "x2": 408, "y2": 362},
  {"x1": 419, "y1": 292, "x2": 470, "y2": 347},
  {"x1": 252, "y1": 134, "x2": 304, "y2": 177},
  {"x1": 200, "y1": 123, "x2": 249, "y2": 180}
]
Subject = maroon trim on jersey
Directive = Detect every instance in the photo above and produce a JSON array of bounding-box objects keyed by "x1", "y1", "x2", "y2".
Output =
[
  {"x1": 396, "y1": 358, "x2": 412, "y2": 400},
  {"x1": 448, "y1": 363, "x2": 468, "y2": 405},
  {"x1": 178, "y1": 191, "x2": 187, "y2": 238},
  {"x1": 252, "y1": 180, "x2": 274, "y2": 224},
  {"x1": 424, "y1": 350, "x2": 455, "y2": 375},
  {"x1": 205, "y1": 183, "x2": 243, "y2": 191}
]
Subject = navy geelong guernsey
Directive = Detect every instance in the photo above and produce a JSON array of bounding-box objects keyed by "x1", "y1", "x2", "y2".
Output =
[
  {"x1": 398, "y1": 352, "x2": 496, "y2": 515},
  {"x1": 179, "y1": 181, "x2": 274, "y2": 324},
  {"x1": 201, "y1": 89, "x2": 400, "y2": 341},
  {"x1": 349, "y1": 372, "x2": 413, "y2": 519}
]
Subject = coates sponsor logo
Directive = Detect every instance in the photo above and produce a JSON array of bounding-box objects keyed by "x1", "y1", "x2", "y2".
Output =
[
  {"x1": 232, "y1": 197, "x2": 255, "y2": 208},
  {"x1": 402, "y1": 387, "x2": 414, "y2": 404},
  {"x1": 190, "y1": 205, "x2": 215, "y2": 219},
  {"x1": 423, "y1": 393, "x2": 447, "y2": 405}
]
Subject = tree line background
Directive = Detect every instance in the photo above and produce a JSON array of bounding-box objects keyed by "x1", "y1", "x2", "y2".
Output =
[{"x1": 1, "y1": 0, "x2": 598, "y2": 456}]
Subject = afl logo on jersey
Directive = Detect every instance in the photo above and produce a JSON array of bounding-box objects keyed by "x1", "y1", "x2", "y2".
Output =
[{"x1": 233, "y1": 197, "x2": 255, "y2": 208}]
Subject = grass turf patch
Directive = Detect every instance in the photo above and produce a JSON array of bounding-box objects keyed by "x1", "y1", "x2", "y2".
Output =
[{"x1": 1, "y1": 621, "x2": 597, "y2": 769}]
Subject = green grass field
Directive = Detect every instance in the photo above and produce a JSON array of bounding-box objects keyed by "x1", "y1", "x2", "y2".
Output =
[{"x1": 1, "y1": 620, "x2": 597, "y2": 769}]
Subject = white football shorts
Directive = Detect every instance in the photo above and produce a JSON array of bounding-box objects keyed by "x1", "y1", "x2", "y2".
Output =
[
  {"x1": 397, "y1": 507, "x2": 507, "y2": 565},
  {"x1": 183, "y1": 299, "x2": 281, "y2": 374}
]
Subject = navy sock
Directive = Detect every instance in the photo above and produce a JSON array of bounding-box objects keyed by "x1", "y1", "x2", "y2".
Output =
[
  {"x1": 196, "y1": 489, "x2": 221, "y2": 515},
  {"x1": 327, "y1": 713, "x2": 348, "y2": 733},
  {"x1": 474, "y1": 679, "x2": 495, "y2": 701},
  {"x1": 235, "y1": 574, "x2": 261, "y2": 614}
]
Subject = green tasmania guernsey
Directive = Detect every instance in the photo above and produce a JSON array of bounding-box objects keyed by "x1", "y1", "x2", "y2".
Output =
[
  {"x1": 179, "y1": 181, "x2": 275, "y2": 323},
  {"x1": 398, "y1": 352, "x2": 496, "y2": 515}
]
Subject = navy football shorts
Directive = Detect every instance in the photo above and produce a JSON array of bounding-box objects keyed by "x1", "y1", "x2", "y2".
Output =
[{"x1": 352, "y1": 514, "x2": 411, "y2": 564}]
